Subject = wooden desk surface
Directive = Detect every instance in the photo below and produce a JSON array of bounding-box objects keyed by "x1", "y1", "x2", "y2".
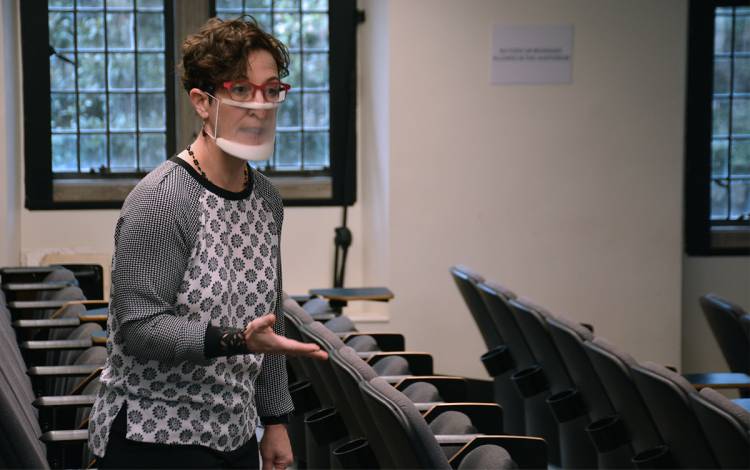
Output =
[{"x1": 308, "y1": 287, "x2": 394, "y2": 302}]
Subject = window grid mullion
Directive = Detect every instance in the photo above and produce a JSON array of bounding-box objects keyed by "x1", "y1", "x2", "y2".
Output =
[
  {"x1": 104, "y1": 0, "x2": 111, "y2": 171},
  {"x1": 299, "y1": 0, "x2": 305, "y2": 172},
  {"x1": 73, "y1": 0, "x2": 81, "y2": 174},
  {"x1": 270, "y1": 0, "x2": 277, "y2": 172},
  {"x1": 727, "y1": 7, "x2": 736, "y2": 218},
  {"x1": 133, "y1": 3, "x2": 141, "y2": 172}
]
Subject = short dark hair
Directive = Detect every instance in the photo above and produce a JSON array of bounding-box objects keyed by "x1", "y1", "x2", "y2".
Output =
[{"x1": 180, "y1": 16, "x2": 290, "y2": 93}]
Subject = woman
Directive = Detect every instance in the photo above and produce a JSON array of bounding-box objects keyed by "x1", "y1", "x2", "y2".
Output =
[{"x1": 88, "y1": 17, "x2": 326, "y2": 469}]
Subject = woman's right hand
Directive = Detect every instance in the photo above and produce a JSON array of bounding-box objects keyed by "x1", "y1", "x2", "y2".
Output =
[{"x1": 244, "y1": 314, "x2": 328, "y2": 360}]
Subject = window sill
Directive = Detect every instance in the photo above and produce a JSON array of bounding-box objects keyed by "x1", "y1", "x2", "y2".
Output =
[
  {"x1": 711, "y1": 225, "x2": 750, "y2": 249},
  {"x1": 47, "y1": 174, "x2": 334, "y2": 208},
  {"x1": 705, "y1": 225, "x2": 750, "y2": 255}
]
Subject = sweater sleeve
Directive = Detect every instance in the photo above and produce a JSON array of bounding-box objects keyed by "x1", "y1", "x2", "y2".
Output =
[
  {"x1": 253, "y1": 173, "x2": 294, "y2": 419},
  {"x1": 111, "y1": 168, "x2": 208, "y2": 364}
]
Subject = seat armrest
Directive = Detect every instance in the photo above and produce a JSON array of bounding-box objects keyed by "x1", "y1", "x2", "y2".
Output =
[
  {"x1": 367, "y1": 352, "x2": 434, "y2": 375},
  {"x1": 28, "y1": 364, "x2": 101, "y2": 378},
  {"x1": 50, "y1": 300, "x2": 109, "y2": 319},
  {"x1": 20, "y1": 338, "x2": 92, "y2": 350},
  {"x1": 33, "y1": 395, "x2": 96, "y2": 409},
  {"x1": 13, "y1": 318, "x2": 80, "y2": 329},
  {"x1": 435, "y1": 434, "x2": 483, "y2": 445},
  {"x1": 8, "y1": 300, "x2": 68, "y2": 310},
  {"x1": 448, "y1": 435, "x2": 548, "y2": 469},
  {"x1": 424, "y1": 403, "x2": 504, "y2": 434},
  {"x1": 335, "y1": 330, "x2": 359, "y2": 338},
  {"x1": 78, "y1": 312, "x2": 108, "y2": 325},
  {"x1": 2, "y1": 281, "x2": 73, "y2": 292},
  {"x1": 377, "y1": 374, "x2": 412, "y2": 384},
  {"x1": 414, "y1": 401, "x2": 444, "y2": 411},
  {"x1": 310, "y1": 312, "x2": 337, "y2": 322},
  {"x1": 395, "y1": 376, "x2": 468, "y2": 402},
  {"x1": 341, "y1": 332, "x2": 405, "y2": 351},
  {"x1": 39, "y1": 429, "x2": 89, "y2": 443}
]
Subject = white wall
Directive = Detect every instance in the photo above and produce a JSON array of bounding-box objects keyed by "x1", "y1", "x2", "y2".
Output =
[
  {"x1": 0, "y1": 0, "x2": 20, "y2": 267},
  {"x1": 357, "y1": 0, "x2": 687, "y2": 378}
]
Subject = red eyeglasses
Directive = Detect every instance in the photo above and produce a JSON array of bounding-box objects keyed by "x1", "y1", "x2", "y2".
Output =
[{"x1": 221, "y1": 80, "x2": 291, "y2": 103}]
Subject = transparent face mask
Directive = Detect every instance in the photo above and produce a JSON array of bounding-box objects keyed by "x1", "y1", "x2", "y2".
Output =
[{"x1": 204, "y1": 94, "x2": 279, "y2": 162}]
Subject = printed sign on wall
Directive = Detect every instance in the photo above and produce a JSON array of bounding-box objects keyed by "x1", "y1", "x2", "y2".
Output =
[{"x1": 491, "y1": 24, "x2": 574, "y2": 85}]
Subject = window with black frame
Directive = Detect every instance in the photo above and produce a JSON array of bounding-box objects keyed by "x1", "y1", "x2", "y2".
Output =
[
  {"x1": 21, "y1": 0, "x2": 356, "y2": 209},
  {"x1": 686, "y1": 0, "x2": 750, "y2": 254},
  {"x1": 22, "y1": 0, "x2": 175, "y2": 208}
]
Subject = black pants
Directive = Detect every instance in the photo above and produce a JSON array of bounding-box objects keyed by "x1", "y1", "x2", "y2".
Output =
[{"x1": 97, "y1": 405, "x2": 259, "y2": 469}]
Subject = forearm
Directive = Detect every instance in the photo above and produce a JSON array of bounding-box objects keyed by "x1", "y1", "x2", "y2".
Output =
[{"x1": 119, "y1": 311, "x2": 208, "y2": 363}]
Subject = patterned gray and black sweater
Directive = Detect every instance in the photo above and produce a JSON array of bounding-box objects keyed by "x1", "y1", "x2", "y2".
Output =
[{"x1": 88, "y1": 154, "x2": 293, "y2": 457}]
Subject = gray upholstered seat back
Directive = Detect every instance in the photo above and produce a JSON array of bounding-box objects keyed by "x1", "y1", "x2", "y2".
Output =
[
  {"x1": 700, "y1": 294, "x2": 750, "y2": 374},
  {"x1": 450, "y1": 265, "x2": 502, "y2": 350},
  {"x1": 306, "y1": 321, "x2": 346, "y2": 350},
  {"x1": 0, "y1": 357, "x2": 48, "y2": 469},
  {"x1": 371, "y1": 355, "x2": 411, "y2": 376},
  {"x1": 323, "y1": 315, "x2": 357, "y2": 333},
  {"x1": 630, "y1": 361, "x2": 718, "y2": 468},
  {"x1": 362, "y1": 377, "x2": 451, "y2": 469},
  {"x1": 458, "y1": 445, "x2": 518, "y2": 470},
  {"x1": 330, "y1": 346, "x2": 393, "y2": 468},
  {"x1": 401, "y1": 381, "x2": 442, "y2": 403},
  {"x1": 546, "y1": 314, "x2": 615, "y2": 422},
  {"x1": 302, "y1": 297, "x2": 332, "y2": 315},
  {"x1": 691, "y1": 387, "x2": 750, "y2": 469},
  {"x1": 583, "y1": 336, "x2": 662, "y2": 453},
  {"x1": 283, "y1": 296, "x2": 314, "y2": 325},
  {"x1": 345, "y1": 335, "x2": 379, "y2": 352}
]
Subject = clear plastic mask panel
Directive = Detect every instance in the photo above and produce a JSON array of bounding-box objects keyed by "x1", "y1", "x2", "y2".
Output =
[{"x1": 206, "y1": 95, "x2": 278, "y2": 161}]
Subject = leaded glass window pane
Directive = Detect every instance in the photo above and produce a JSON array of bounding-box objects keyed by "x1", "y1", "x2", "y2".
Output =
[
  {"x1": 48, "y1": 0, "x2": 168, "y2": 176},
  {"x1": 711, "y1": 7, "x2": 750, "y2": 221}
]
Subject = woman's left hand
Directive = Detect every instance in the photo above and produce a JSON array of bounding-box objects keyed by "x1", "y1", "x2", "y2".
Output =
[
  {"x1": 260, "y1": 424, "x2": 293, "y2": 470},
  {"x1": 244, "y1": 314, "x2": 328, "y2": 360}
]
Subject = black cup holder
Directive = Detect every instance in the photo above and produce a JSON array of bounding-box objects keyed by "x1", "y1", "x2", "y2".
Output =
[
  {"x1": 304, "y1": 407, "x2": 347, "y2": 445},
  {"x1": 510, "y1": 365, "x2": 548, "y2": 398},
  {"x1": 585, "y1": 414, "x2": 629, "y2": 453},
  {"x1": 481, "y1": 345, "x2": 515, "y2": 377},
  {"x1": 332, "y1": 438, "x2": 378, "y2": 469},
  {"x1": 632, "y1": 444, "x2": 674, "y2": 469},
  {"x1": 289, "y1": 380, "x2": 320, "y2": 415},
  {"x1": 546, "y1": 388, "x2": 587, "y2": 423}
]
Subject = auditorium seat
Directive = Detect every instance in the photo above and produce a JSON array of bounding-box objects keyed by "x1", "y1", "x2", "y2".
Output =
[
  {"x1": 451, "y1": 268, "x2": 526, "y2": 436},
  {"x1": 583, "y1": 337, "x2": 666, "y2": 467},
  {"x1": 508, "y1": 297, "x2": 595, "y2": 468},
  {"x1": 359, "y1": 376, "x2": 547, "y2": 469},
  {"x1": 630, "y1": 361, "x2": 719, "y2": 468},
  {"x1": 545, "y1": 313, "x2": 632, "y2": 468},
  {"x1": 690, "y1": 387, "x2": 750, "y2": 469},
  {"x1": 700, "y1": 293, "x2": 750, "y2": 398},
  {"x1": 476, "y1": 281, "x2": 529, "y2": 435}
]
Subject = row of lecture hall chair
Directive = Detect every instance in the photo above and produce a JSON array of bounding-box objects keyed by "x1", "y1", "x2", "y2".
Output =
[
  {"x1": 1, "y1": 265, "x2": 547, "y2": 469},
  {"x1": 450, "y1": 264, "x2": 750, "y2": 470}
]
